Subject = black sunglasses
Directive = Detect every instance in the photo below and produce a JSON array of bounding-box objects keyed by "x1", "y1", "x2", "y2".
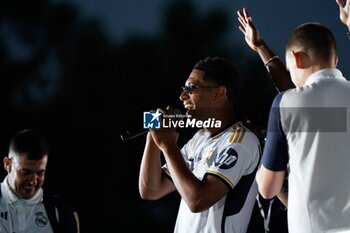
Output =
[{"x1": 181, "y1": 84, "x2": 219, "y2": 94}]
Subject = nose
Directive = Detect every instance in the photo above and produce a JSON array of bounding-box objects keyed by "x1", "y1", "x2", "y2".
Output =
[
  {"x1": 179, "y1": 90, "x2": 189, "y2": 101},
  {"x1": 27, "y1": 172, "x2": 39, "y2": 185}
]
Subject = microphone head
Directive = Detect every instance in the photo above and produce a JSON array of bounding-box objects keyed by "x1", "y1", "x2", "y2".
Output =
[
  {"x1": 171, "y1": 108, "x2": 186, "y2": 121},
  {"x1": 172, "y1": 108, "x2": 182, "y2": 115}
]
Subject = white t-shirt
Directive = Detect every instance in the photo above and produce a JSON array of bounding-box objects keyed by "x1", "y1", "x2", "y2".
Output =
[
  {"x1": 262, "y1": 69, "x2": 350, "y2": 233},
  {"x1": 163, "y1": 122, "x2": 261, "y2": 233},
  {"x1": 0, "y1": 176, "x2": 54, "y2": 233}
]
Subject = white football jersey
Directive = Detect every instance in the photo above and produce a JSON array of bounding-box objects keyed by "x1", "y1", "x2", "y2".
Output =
[{"x1": 163, "y1": 122, "x2": 261, "y2": 233}]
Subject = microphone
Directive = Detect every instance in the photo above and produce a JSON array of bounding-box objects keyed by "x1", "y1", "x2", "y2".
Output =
[
  {"x1": 120, "y1": 108, "x2": 182, "y2": 141},
  {"x1": 120, "y1": 129, "x2": 149, "y2": 141}
]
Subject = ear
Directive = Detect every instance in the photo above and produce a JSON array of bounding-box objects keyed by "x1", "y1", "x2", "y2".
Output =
[
  {"x1": 291, "y1": 50, "x2": 302, "y2": 68},
  {"x1": 334, "y1": 55, "x2": 338, "y2": 67},
  {"x1": 292, "y1": 50, "x2": 310, "y2": 69},
  {"x1": 213, "y1": 86, "x2": 227, "y2": 102},
  {"x1": 3, "y1": 157, "x2": 11, "y2": 173}
]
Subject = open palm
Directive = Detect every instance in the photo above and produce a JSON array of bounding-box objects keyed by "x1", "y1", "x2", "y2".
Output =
[
  {"x1": 336, "y1": 0, "x2": 350, "y2": 28},
  {"x1": 237, "y1": 8, "x2": 262, "y2": 52}
]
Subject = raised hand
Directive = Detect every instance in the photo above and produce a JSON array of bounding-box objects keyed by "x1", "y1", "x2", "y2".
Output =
[
  {"x1": 237, "y1": 8, "x2": 263, "y2": 52},
  {"x1": 336, "y1": 0, "x2": 350, "y2": 29},
  {"x1": 236, "y1": 7, "x2": 295, "y2": 91}
]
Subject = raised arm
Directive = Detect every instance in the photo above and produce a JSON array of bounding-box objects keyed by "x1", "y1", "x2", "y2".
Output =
[
  {"x1": 336, "y1": 0, "x2": 350, "y2": 30},
  {"x1": 237, "y1": 8, "x2": 295, "y2": 92}
]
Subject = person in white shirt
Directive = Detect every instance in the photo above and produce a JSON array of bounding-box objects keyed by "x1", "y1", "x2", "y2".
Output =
[
  {"x1": 253, "y1": 17, "x2": 350, "y2": 233},
  {"x1": 0, "y1": 129, "x2": 80, "y2": 233},
  {"x1": 138, "y1": 57, "x2": 261, "y2": 233},
  {"x1": 239, "y1": 3, "x2": 350, "y2": 232}
]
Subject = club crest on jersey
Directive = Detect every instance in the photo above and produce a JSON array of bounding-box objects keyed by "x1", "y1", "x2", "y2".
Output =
[
  {"x1": 35, "y1": 212, "x2": 48, "y2": 227},
  {"x1": 215, "y1": 148, "x2": 238, "y2": 169}
]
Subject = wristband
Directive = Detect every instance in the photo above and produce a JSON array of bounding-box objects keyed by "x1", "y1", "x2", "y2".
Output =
[{"x1": 265, "y1": 55, "x2": 279, "y2": 66}]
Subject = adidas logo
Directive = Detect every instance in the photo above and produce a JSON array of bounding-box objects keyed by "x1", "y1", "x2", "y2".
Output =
[{"x1": 0, "y1": 212, "x2": 7, "y2": 220}]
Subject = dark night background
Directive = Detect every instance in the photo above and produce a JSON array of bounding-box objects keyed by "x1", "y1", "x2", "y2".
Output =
[{"x1": 0, "y1": 0, "x2": 349, "y2": 232}]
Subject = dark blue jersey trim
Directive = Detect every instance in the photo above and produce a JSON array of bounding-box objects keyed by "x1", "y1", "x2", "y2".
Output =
[
  {"x1": 222, "y1": 170, "x2": 257, "y2": 233},
  {"x1": 262, "y1": 92, "x2": 289, "y2": 171}
]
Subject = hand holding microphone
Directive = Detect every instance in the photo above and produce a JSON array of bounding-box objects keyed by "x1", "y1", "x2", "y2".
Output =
[
  {"x1": 148, "y1": 106, "x2": 184, "y2": 149},
  {"x1": 120, "y1": 106, "x2": 183, "y2": 141}
]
